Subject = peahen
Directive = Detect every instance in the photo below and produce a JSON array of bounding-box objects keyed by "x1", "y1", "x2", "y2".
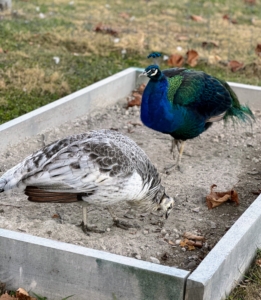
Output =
[
  {"x1": 0, "y1": 129, "x2": 174, "y2": 233},
  {"x1": 139, "y1": 52, "x2": 254, "y2": 170}
]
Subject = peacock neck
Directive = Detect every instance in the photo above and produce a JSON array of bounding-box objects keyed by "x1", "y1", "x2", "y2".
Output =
[{"x1": 141, "y1": 77, "x2": 183, "y2": 133}]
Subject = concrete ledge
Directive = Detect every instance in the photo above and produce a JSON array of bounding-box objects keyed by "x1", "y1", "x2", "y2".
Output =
[
  {"x1": 185, "y1": 194, "x2": 261, "y2": 300},
  {"x1": 0, "y1": 68, "x2": 261, "y2": 299},
  {"x1": 0, "y1": 229, "x2": 189, "y2": 300}
]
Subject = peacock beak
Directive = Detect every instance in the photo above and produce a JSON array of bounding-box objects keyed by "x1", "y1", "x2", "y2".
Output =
[{"x1": 139, "y1": 71, "x2": 148, "y2": 77}]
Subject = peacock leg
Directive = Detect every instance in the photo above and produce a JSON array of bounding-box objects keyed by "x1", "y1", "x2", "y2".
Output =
[
  {"x1": 80, "y1": 202, "x2": 105, "y2": 235},
  {"x1": 176, "y1": 141, "x2": 186, "y2": 167},
  {"x1": 170, "y1": 138, "x2": 179, "y2": 159},
  {"x1": 107, "y1": 206, "x2": 140, "y2": 230}
]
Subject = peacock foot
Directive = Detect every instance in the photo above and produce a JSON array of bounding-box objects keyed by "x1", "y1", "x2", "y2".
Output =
[
  {"x1": 79, "y1": 221, "x2": 106, "y2": 235},
  {"x1": 164, "y1": 163, "x2": 185, "y2": 174},
  {"x1": 112, "y1": 218, "x2": 141, "y2": 230}
]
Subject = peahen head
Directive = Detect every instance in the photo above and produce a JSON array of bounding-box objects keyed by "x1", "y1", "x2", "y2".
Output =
[
  {"x1": 158, "y1": 194, "x2": 175, "y2": 219},
  {"x1": 139, "y1": 65, "x2": 164, "y2": 81}
]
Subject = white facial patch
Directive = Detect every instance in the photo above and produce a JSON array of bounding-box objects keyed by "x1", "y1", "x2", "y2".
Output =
[{"x1": 150, "y1": 69, "x2": 158, "y2": 76}]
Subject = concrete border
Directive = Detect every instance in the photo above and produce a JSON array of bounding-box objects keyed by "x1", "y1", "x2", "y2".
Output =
[
  {"x1": 0, "y1": 67, "x2": 261, "y2": 299},
  {"x1": 0, "y1": 228, "x2": 189, "y2": 300}
]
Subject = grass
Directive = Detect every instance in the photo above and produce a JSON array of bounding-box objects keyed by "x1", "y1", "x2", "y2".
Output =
[
  {"x1": 227, "y1": 249, "x2": 261, "y2": 300},
  {"x1": 0, "y1": 0, "x2": 261, "y2": 123}
]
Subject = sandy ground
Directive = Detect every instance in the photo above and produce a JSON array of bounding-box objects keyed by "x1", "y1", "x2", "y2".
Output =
[{"x1": 0, "y1": 95, "x2": 260, "y2": 272}]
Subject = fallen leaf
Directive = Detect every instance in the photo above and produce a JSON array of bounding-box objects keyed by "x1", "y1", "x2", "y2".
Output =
[
  {"x1": 127, "y1": 92, "x2": 141, "y2": 108},
  {"x1": 94, "y1": 23, "x2": 118, "y2": 36},
  {"x1": 0, "y1": 293, "x2": 14, "y2": 300},
  {"x1": 190, "y1": 15, "x2": 206, "y2": 22},
  {"x1": 245, "y1": 0, "x2": 256, "y2": 5},
  {"x1": 202, "y1": 41, "x2": 219, "y2": 48},
  {"x1": 255, "y1": 44, "x2": 261, "y2": 57},
  {"x1": 164, "y1": 238, "x2": 175, "y2": 246},
  {"x1": 186, "y1": 50, "x2": 199, "y2": 67},
  {"x1": 206, "y1": 184, "x2": 239, "y2": 209},
  {"x1": 138, "y1": 83, "x2": 146, "y2": 94},
  {"x1": 52, "y1": 214, "x2": 60, "y2": 219},
  {"x1": 223, "y1": 14, "x2": 237, "y2": 24},
  {"x1": 228, "y1": 60, "x2": 244, "y2": 72},
  {"x1": 0, "y1": 48, "x2": 3, "y2": 54},
  {"x1": 183, "y1": 232, "x2": 205, "y2": 241},
  {"x1": 180, "y1": 239, "x2": 197, "y2": 251},
  {"x1": 167, "y1": 54, "x2": 184, "y2": 67}
]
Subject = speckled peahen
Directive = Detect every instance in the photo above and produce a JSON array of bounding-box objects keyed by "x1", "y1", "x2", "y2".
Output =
[
  {"x1": 139, "y1": 52, "x2": 254, "y2": 171},
  {"x1": 0, "y1": 129, "x2": 174, "y2": 233}
]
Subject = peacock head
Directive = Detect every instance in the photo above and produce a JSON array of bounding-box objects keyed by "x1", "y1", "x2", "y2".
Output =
[
  {"x1": 159, "y1": 194, "x2": 175, "y2": 219},
  {"x1": 139, "y1": 65, "x2": 163, "y2": 80}
]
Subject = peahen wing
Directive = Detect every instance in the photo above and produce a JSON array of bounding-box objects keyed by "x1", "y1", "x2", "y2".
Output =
[
  {"x1": 163, "y1": 68, "x2": 232, "y2": 119},
  {"x1": 3, "y1": 132, "x2": 134, "y2": 193}
]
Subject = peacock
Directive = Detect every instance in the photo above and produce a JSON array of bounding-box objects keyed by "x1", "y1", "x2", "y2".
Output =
[
  {"x1": 139, "y1": 52, "x2": 254, "y2": 170},
  {"x1": 0, "y1": 129, "x2": 174, "y2": 233}
]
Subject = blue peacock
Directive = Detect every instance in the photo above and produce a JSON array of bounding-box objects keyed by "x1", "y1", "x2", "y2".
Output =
[{"x1": 139, "y1": 52, "x2": 254, "y2": 170}]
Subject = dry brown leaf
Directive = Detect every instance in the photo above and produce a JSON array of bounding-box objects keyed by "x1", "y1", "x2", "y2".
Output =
[
  {"x1": 245, "y1": 0, "x2": 256, "y2": 5},
  {"x1": 94, "y1": 23, "x2": 119, "y2": 36},
  {"x1": 202, "y1": 41, "x2": 219, "y2": 48},
  {"x1": 0, "y1": 48, "x2": 3, "y2": 54},
  {"x1": 52, "y1": 214, "x2": 60, "y2": 219},
  {"x1": 167, "y1": 54, "x2": 184, "y2": 67},
  {"x1": 138, "y1": 83, "x2": 146, "y2": 94},
  {"x1": 190, "y1": 15, "x2": 206, "y2": 22},
  {"x1": 15, "y1": 288, "x2": 37, "y2": 300},
  {"x1": 180, "y1": 239, "x2": 197, "y2": 251},
  {"x1": 228, "y1": 60, "x2": 244, "y2": 72},
  {"x1": 206, "y1": 184, "x2": 239, "y2": 209},
  {"x1": 255, "y1": 44, "x2": 261, "y2": 57},
  {"x1": 0, "y1": 293, "x2": 15, "y2": 300},
  {"x1": 127, "y1": 92, "x2": 141, "y2": 108},
  {"x1": 183, "y1": 232, "x2": 205, "y2": 241},
  {"x1": 223, "y1": 14, "x2": 237, "y2": 24},
  {"x1": 164, "y1": 238, "x2": 175, "y2": 246},
  {"x1": 186, "y1": 50, "x2": 199, "y2": 67}
]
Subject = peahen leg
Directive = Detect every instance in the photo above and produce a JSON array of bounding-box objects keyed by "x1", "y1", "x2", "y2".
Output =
[
  {"x1": 80, "y1": 202, "x2": 105, "y2": 235},
  {"x1": 107, "y1": 206, "x2": 140, "y2": 230}
]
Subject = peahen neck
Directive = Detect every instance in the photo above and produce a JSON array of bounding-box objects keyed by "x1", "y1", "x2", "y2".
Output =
[{"x1": 141, "y1": 74, "x2": 183, "y2": 133}]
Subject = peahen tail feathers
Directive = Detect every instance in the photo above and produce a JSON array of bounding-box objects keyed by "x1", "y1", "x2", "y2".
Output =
[{"x1": 220, "y1": 80, "x2": 255, "y2": 123}]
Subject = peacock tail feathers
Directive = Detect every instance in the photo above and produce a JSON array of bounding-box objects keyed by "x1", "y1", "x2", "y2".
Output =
[{"x1": 219, "y1": 79, "x2": 255, "y2": 123}]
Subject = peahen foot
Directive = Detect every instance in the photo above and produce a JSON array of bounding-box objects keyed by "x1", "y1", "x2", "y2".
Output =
[
  {"x1": 112, "y1": 217, "x2": 141, "y2": 230},
  {"x1": 80, "y1": 222, "x2": 106, "y2": 235}
]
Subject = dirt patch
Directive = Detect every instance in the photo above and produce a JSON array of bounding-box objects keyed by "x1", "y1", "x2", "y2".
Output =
[{"x1": 0, "y1": 95, "x2": 260, "y2": 272}]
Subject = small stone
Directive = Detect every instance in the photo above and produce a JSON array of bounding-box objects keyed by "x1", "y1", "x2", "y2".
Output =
[
  {"x1": 192, "y1": 207, "x2": 200, "y2": 213},
  {"x1": 181, "y1": 247, "x2": 186, "y2": 252},
  {"x1": 106, "y1": 228, "x2": 111, "y2": 232},
  {"x1": 125, "y1": 110, "x2": 129, "y2": 116},
  {"x1": 161, "y1": 228, "x2": 167, "y2": 234},
  {"x1": 186, "y1": 261, "x2": 197, "y2": 270},
  {"x1": 150, "y1": 257, "x2": 160, "y2": 264},
  {"x1": 210, "y1": 221, "x2": 216, "y2": 229},
  {"x1": 135, "y1": 254, "x2": 141, "y2": 260},
  {"x1": 175, "y1": 239, "x2": 181, "y2": 245},
  {"x1": 143, "y1": 230, "x2": 149, "y2": 235},
  {"x1": 252, "y1": 157, "x2": 259, "y2": 163}
]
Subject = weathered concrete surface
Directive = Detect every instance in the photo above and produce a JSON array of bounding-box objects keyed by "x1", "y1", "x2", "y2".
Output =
[
  {"x1": 0, "y1": 229, "x2": 189, "y2": 300},
  {"x1": 229, "y1": 82, "x2": 261, "y2": 110},
  {"x1": 0, "y1": 0, "x2": 11, "y2": 10},
  {"x1": 185, "y1": 194, "x2": 261, "y2": 300}
]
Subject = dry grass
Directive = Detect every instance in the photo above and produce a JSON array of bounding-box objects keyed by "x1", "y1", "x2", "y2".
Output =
[
  {"x1": 0, "y1": 0, "x2": 260, "y2": 123},
  {"x1": 227, "y1": 250, "x2": 261, "y2": 300}
]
